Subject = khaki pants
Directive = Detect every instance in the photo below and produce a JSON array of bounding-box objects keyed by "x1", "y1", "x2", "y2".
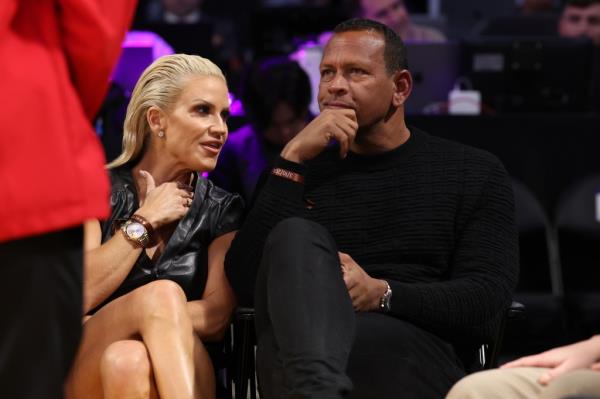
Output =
[{"x1": 446, "y1": 367, "x2": 600, "y2": 399}]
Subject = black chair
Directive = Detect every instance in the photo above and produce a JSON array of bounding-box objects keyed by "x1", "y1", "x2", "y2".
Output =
[
  {"x1": 501, "y1": 179, "x2": 568, "y2": 360},
  {"x1": 230, "y1": 307, "x2": 257, "y2": 399},
  {"x1": 555, "y1": 174, "x2": 600, "y2": 341}
]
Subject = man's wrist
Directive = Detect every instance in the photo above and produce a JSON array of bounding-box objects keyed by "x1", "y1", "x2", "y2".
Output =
[
  {"x1": 280, "y1": 142, "x2": 304, "y2": 163},
  {"x1": 378, "y1": 280, "x2": 392, "y2": 313}
]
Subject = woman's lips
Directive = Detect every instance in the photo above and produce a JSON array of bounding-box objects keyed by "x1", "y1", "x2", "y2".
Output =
[{"x1": 199, "y1": 142, "x2": 222, "y2": 155}]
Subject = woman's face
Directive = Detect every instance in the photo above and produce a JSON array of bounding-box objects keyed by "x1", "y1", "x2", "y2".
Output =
[{"x1": 161, "y1": 75, "x2": 230, "y2": 172}]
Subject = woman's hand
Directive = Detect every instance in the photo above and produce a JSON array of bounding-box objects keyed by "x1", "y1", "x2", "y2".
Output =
[
  {"x1": 501, "y1": 335, "x2": 600, "y2": 385},
  {"x1": 135, "y1": 170, "x2": 193, "y2": 229}
]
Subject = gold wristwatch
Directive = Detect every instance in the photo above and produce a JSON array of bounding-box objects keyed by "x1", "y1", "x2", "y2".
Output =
[{"x1": 121, "y1": 218, "x2": 151, "y2": 248}]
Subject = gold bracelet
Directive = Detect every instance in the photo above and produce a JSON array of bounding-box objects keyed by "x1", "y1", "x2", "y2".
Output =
[{"x1": 271, "y1": 167, "x2": 305, "y2": 184}]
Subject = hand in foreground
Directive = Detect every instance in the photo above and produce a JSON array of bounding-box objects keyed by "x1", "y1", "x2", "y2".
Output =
[
  {"x1": 280, "y1": 108, "x2": 358, "y2": 163},
  {"x1": 339, "y1": 251, "x2": 387, "y2": 312},
  {"x1": 501, "y1": 335, "x2": 600, "y2": 385},
  {"x1": 135, "y1": 170, "x2": 193, "y2": 228}
]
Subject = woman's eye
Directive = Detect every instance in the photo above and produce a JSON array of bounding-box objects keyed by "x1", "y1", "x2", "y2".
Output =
[{"x1": 196, "y1": 105, "x2": 210, "y2": 114}]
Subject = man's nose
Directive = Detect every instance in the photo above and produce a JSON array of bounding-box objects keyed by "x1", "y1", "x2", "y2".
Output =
[{"x1": 327, "y1": 73, "x2": 349, "y2": 94}]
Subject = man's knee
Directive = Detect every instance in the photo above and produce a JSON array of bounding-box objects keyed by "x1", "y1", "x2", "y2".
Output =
[
  {"x1": 265, "y1": 217, "x2": 335, "y2": 254},
  {"x1": 446, "y1": 369, "x2": 518, "y2": 399},
  {"x1": 540, "y1": 369, "x2": 600, "y2": 399}
]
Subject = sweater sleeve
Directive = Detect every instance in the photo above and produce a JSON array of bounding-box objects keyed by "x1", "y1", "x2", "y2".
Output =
[
  {"x1": 225, "y1": 157, "x2": 308, "y2": 306},
  {"x1": 56, "y1": 0, "x2": 137, "y2": 119},
  {"x1": 386, "y1": 159, "x2": 519, "y2": 343}
]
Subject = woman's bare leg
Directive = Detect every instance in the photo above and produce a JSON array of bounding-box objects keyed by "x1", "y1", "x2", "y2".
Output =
[
  {"x1": 65, "y1": 280, "x2": 215, "y2": 399},
  {"x1": 192, "y1": 334, "x2": 216, "y2": 399},
  {"x1": 100, "y1": 340, "x2": 158, "y2": 399}
]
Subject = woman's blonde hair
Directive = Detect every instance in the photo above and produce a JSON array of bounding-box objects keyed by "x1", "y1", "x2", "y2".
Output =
[{"x1": 107, "y1": 54, "x2": 226, "y2": 169}]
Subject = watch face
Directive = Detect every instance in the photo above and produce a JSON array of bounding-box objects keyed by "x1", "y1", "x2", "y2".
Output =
[{"x1": 125, "y1": 222, "x2": 146, "y2": 239}]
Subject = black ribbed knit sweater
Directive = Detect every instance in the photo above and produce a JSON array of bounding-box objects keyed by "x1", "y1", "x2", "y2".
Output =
[{"x1": 225, "y1": 127, "x2": 518, "y2": 345}]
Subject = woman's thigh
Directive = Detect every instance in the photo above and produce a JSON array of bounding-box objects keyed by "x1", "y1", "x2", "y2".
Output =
[{"x1": 65, "y1": 280, "x2": 187, "y2": 398}]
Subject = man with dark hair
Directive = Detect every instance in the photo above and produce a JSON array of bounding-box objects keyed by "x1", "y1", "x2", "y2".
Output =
[
  {"x1": 225, "y1": 18, "x2": 518, "y2": 399},
  {"x1": 210, "y1": 57, "x2": 312, "y2": 201},
  {"x1": 559, "y1": 0, "x2": 600, "y2": 44}
]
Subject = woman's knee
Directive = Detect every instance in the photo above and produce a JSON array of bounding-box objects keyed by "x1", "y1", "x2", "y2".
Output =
[
  {"x1": 133, "y1": 280, "x2": 189, "y2": 327},
  {"x1": 100, "y1": 340, "x2": 152, "y2": 395}
]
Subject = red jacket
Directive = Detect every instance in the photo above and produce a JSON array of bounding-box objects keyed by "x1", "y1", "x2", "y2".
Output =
[{"x1": 0, "y1": 0, "x2": 136, "y2": 242}]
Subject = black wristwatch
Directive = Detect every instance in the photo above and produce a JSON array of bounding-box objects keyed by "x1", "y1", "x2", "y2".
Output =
[{"x1": 379, "y1": 280, "x2": 392, "y2": 313}]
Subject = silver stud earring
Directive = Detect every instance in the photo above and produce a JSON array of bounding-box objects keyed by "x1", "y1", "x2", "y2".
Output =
[{"x1": 158, "y1": 130, "x2": 165, "y2": 138}]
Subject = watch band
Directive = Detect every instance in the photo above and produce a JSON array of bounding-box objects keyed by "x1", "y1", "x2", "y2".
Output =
[{"x1": 379, "y1": 280, "x2": 392, "y2": 313}]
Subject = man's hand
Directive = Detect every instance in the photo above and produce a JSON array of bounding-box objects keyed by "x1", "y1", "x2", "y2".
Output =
[
  {"x1": 280, "y1": 108, "x2": 358, "y2": 163},
  {"x1": 501, "y1": 335, "x2": 600, "y2": 385},
  {"x1": 339, "y1": 251, "x2": 387, "y2": 312}
]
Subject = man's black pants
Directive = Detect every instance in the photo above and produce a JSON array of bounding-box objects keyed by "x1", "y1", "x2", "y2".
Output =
[
  {"x1": 0, "y1": 226, "x2": 83, "y2": 399},
  {"x1": 254, "y1": 217, "x2": 465, "y2": 399}
]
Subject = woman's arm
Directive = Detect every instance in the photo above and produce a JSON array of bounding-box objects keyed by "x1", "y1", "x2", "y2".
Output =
[
  {"x1": 84, "y1": 172, "x2": 194, "y2": 313},
  {"x1": 82, "y1": 219, "x2": 143, "y2": 313},
  {"x1": 187, "y1": 231, "x2": 237, "y2": 341}
]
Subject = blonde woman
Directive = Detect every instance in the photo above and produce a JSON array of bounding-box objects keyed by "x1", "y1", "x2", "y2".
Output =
[{"x1": 65, "y1": 54, "x2": 243, "y2": 399}]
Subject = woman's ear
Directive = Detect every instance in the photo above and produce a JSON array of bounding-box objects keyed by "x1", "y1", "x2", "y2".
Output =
[
  {"x1": 392, "y1": 69, "x2": 412, "y2": 107},
  {"x1": 146, "y1": 106, "x2": 166, "y2": 133}
]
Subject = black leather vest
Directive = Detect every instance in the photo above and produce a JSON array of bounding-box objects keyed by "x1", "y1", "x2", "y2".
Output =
[{"x1": 97, "y1": 165, "x2": 244, "y2": 310}]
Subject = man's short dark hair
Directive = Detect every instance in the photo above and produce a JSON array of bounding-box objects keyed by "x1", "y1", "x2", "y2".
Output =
[
  {"x1": 564, "y1": 0, "x2": 600, "y2": 7},
  {"x1": 333, "y1": 18, "x2": 408, "y2": 73}
]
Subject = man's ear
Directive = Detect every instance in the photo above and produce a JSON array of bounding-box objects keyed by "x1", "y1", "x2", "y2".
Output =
[
  {"x1": 146, "y1": 106, "x2": 166, "y2": 133},
  {"x1": 392, "y1": 69, "x2": 412, "y2": 107}
]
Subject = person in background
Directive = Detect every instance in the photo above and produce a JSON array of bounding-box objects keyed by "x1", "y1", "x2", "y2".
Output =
[
  {"x1": 558, "y1": 0, "x2": 600, "y2": 44},
  {"x1": 446, "y1": 335, "x2": 600, "y2": 398},
  {"x1": 0, "y1": 1, "x2": 136, "y2": 398},
  {"x1": 210, "y1": 58, "x2": 312, "y2": 202},
  {"x1": 64, "y1": 54, "x2": 243, "y2": 398},
  {"x1": 518, "y1": 0, "x2": 558, "y2": 14},
  {"x1": 359, "y1": 0, "x2": 446, "y2": 42}
]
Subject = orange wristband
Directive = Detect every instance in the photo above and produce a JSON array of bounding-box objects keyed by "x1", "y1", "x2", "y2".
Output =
[{"x1": 271, "y1": 167, "x2": 305, "y2": 184}]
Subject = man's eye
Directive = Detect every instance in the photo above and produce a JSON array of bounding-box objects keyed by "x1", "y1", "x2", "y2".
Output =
[
  {"x1": 350, "y1": 68, "x2": 365, "y2": 75},
  {"x1": 321, "y1": 70, "x2": 334, "y2": 79}
]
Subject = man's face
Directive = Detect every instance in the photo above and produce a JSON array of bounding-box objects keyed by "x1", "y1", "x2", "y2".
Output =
[
  {"x1": 317, "y1": 31, "x2": 396, "y2": 129},
  {"x1": 559, "y1": 4, "x2": 600, "y2": 45},
  {"x1": 360, "y1": 0, "x2": 409, "y2": 35}
]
